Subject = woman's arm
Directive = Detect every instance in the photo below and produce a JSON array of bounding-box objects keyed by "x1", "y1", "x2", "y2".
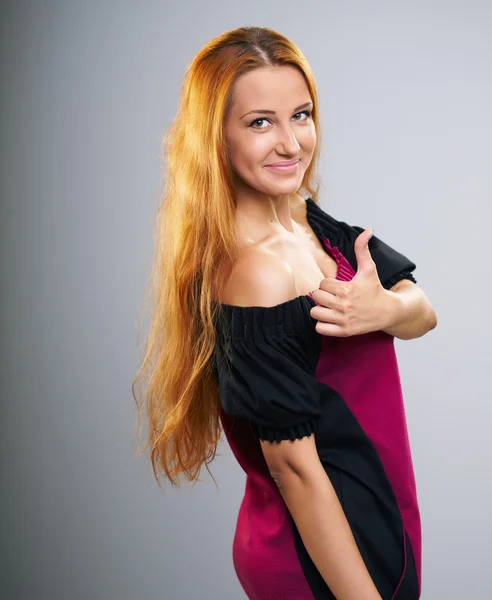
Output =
[
  {"x1": 262, "y1": 437, "x2": 382, "y2": 600},
  {"x1": 382, "y1": 279, "x2": 438, "y2": 340}
]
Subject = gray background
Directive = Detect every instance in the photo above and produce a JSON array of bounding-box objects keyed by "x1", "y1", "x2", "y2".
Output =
[{"x1": 1, "y1": 1, "x2": 491, "y2": 599}]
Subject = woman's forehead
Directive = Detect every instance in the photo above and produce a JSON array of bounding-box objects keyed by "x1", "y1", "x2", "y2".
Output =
[{"x1": 230, "y1": 67, "x2": 311, "y2": 114}]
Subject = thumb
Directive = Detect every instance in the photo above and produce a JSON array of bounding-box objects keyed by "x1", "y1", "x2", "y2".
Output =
[{"x1": 354, "y1": 228, "x2": 376, "y2": 275}]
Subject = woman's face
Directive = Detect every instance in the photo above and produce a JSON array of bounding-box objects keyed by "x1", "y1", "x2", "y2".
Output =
[{"x1": 224, "y1": 65, "x2": 316, "y2": 198}]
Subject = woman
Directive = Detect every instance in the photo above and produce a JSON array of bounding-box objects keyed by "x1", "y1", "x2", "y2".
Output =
[{"x1": 133, "y1": 26, "x2": 437, "y2": 600}]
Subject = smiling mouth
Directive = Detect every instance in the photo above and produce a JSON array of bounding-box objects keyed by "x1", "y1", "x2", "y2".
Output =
[
  {"x1": 264, "y1": 159, "x2": 300, "y2": 172},
  {"x1": 265, "y1": 159, "x2": 300, "y2": 167}
]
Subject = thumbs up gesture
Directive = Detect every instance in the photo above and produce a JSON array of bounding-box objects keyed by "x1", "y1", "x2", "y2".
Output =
[{"x1": 309, "y1": 229, "x2": 392, "y2": 337}]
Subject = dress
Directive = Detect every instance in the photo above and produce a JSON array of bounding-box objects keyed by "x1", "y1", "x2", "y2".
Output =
[{"x1": 212, "y1": 197, "x2": 422, "y2": 600}]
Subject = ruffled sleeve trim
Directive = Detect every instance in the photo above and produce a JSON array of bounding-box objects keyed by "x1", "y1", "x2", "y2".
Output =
[
  {"x1": 382, "y1": 270, "x2": 417, "y2": 290},
  {"x1": 252, "y1": 417, "x2": 320, "y2": 443}
]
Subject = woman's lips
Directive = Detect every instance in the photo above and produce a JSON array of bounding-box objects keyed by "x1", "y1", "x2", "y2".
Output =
[{"x1": 264, "y1": 159, "x2": 300, "y2": 173}]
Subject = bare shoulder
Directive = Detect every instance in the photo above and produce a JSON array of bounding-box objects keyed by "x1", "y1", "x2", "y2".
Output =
[{"x1": 220, "y1": 246, "x2": 298, "y2": 307}]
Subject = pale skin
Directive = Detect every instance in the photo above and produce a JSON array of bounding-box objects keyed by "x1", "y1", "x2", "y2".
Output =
[{"x1": 223, "y1": 63, "x2": 436, "y2": 600}]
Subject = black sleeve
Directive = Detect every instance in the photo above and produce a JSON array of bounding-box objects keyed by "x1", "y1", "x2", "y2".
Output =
[
  {"x1": 213, "y1": 298, "x2": 321, "y2": 443},
  {"x1": 336, "y1": 220, "x2": 417, "y2": 290},
  {"x1": 304, "y1": 197, "x2": 417, "y2": 290}
]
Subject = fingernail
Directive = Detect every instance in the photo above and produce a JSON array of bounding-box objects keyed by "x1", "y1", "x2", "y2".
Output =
[{"x1": 369, "y1": 229, "x2": 375, "y2": 240}]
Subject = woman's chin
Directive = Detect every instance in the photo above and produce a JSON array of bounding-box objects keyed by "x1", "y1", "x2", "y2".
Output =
[
  {"x1": 259, "y1": 176, "x2": 304, "y2": 195},
  {"x1": 268, "y1": 182, "x2": 303, "y2": 196}
]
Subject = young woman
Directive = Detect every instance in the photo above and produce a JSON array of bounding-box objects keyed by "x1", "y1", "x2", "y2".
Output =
[{"x1": 133, "y1": 25, "x2": 437, "y2": 600}]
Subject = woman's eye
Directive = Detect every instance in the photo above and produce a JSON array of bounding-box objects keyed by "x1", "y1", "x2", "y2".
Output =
[
  {"x1": 249, "y1": 117, "x2": 270, "y2": 129},
  {"x1": 248, "y1": 110, "x2": 312, "y2": 129},
  {"x1": 294, "y1": 110, "x2": 312, "y2": 121}
]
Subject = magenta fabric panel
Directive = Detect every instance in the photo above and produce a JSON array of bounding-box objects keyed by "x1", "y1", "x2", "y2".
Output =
[{"x1": 312, "y1": 238, "x2": 422, "y2": 595}]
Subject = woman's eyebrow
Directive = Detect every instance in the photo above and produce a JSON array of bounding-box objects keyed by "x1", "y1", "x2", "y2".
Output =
[{"x1": 239, "y1": 101, "x2": 313, "y2": 120}]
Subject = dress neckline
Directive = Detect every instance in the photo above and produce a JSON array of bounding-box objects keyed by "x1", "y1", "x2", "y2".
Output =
[{"x1": 215, "y1": 197, "x2": 345, "y2": 312}]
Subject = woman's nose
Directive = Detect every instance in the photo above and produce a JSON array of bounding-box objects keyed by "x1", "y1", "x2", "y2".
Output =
[{"x1": 275, "y1": 125, "x2": 301, "y2": 155}]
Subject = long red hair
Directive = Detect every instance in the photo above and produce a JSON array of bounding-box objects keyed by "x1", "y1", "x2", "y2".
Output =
[{"x1": 132, "y1": 25, "x2": 322, "y2": 488}]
